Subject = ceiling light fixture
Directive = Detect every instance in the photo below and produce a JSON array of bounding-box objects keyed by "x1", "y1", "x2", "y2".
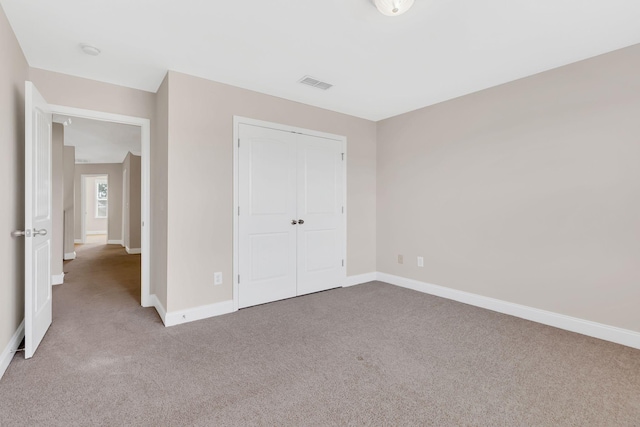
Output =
[
  {"x1": 79, "y1": 43, "x2": 101, "y2": 56},
  {"x1": 374, "y1": 0, "x2": 415, "y2": 16}
]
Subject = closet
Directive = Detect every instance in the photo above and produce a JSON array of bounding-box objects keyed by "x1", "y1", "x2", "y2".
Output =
[{"x1": 237, "y1": 122, "x2": 345, "y2": 308}]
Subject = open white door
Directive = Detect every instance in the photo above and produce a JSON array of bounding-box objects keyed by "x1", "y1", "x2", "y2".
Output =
[{"x1": 24, "y1": 81, "x2": 53, "y2": 359}]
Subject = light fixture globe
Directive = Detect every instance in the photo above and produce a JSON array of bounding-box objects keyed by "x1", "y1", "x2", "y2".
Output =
[{"x1": 374, "y1": 0, "x2": 415, "y2": 16}]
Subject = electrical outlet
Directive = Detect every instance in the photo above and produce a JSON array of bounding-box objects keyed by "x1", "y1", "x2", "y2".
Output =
[
  {"x1": 417, "y1": 257, "x2": 424, "y2": 267},
  {"x1": 398, "y1": 255, "x2": 404, "y2": 264},
  {"x1": 214, "y1": 272, "x2": 223, "y2": 285}
]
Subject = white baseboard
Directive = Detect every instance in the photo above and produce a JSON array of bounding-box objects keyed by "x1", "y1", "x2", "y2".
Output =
[
  {"x1": 63, "y1": 252, "x2": 76, "y2": 260},
  {"x1": 0, "y1": 320, "x2": 24, "y2": 381},
  {"x1": 343, "y1": 272, "x2": 378, "y2": 287},
  {"x1": 74, "y1": 239, "x2": 83, "y2": 244},
  {"x1": 52, "y1": 273, "x2": 65, "y2": 285},
  {"x1": 86, "y1": 231, "x2": 107, "y2": 235},
  {"x1": 164, "y1": 300, "x2": 234, "y2": 327},
  {"x1": 125, "y1": 247, "x2": 141, "y2": 255},
  {"x1": 377, "y1": 272, "x2": 640, "y2": 350},
  {"x1": 107, "y1": 239, "x2": 123, "y2": 245},
  {"x1": 149, "y1": 294, "x2": 167, "y2": 325}
]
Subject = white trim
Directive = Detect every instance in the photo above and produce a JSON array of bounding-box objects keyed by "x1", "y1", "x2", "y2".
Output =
[
  {"x1": 49, "y1": 104, "x2": 152, "y2": 308},
  {"x1": 74, "y1": 239, "x2": 82, "y2": 244},
  {"x1": 86, "y1": 230, "x2": 107, "y2": 235},
  {"x1": 377, "y1": 272, "x2": 640, "y2": 350},
  {"x1": 107, "y1": 239, "x2": 123, "y2": 245},
  {"x1": 125, "y1": 247, "x2": 141, "y2": 255},
  {"x1": 52, "y1": 273, "x2": 65, "y2": 285},
  {"x1": 0, "y1": 320, "x2": 25, "y2": 380},
  {"x1": 149, "y1": 294, "x2": 167, "y2": 325},
  {"x1": 232, "y1": 116, "x2": 347, "y2": 312},
  {"x1": 343, "y1": 272, "x2": 378, "y2": 287},
  {"x1": 63, "y1": 251, "x2": 76, "y2": 260},
  {"x1": 164, "y1": 300, "x2": 234, "y2": 327}
]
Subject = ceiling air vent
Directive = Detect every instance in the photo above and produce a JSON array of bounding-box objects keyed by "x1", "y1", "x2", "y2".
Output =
[{"x1": 299, "y1": 76, "x2": 333, "y2": 90}]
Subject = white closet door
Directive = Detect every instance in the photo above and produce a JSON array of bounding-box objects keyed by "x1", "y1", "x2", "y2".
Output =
[
  {"x1": 296, "y1": 134, "x2": 344, "y2": 296},
  {"x1": 238, "y1": 124, "x2": 298, "y2": 308}
]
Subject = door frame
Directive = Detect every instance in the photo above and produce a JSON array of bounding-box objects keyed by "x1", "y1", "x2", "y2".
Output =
[
  {"x1": 80, "y1": 174, "x2": 109, "y2": 243},
  {"x1": 232, "y1": 116, "x2": 347, "y2": 311},
  {"x1": 50, "y1": 104, "x2": 152, "y2": 307}
]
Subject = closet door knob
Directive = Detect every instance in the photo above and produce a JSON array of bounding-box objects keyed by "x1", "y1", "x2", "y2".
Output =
[
  {"x1": 298, "y1": 219, "x2": 305, "y2": 225},
  {"x1": 291, "y1": 220, "x2": 298, "y2": 225}
]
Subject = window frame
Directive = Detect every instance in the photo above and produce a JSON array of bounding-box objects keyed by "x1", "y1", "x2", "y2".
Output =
[{"x1": 95, "y1": 178, "x2": 108, "y2": 219}]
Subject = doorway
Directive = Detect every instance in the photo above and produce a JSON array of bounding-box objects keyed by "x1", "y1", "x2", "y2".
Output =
[
  {"x1": 233, "y1": 117, "x2": 347, "y2": 310},
  {"x1": 51, "y1": 104, "x2": 152, "y2": 307},
  {"x1": 80, "y1": 174, "x2": 109, "y2": 244}
]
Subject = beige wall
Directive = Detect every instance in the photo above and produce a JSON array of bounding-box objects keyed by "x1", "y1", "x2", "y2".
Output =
[
  {"x1": 153, "y1": 75, "x2": 169, "y2": 309},
  {"x1": 165, "y1": 71, "x2": 377, "y2": 312},
  {"x1": 74, "y1": 164, "x2": 123, "y2": 241},
  {"x1": 63, "y1": 146, "x2": 75, "y2": 257},
  {"x1": 83, "y1": 175, "x2": 108, "y2": 234},
  {"x1": 51, "y1": 123, "x2": 64, "y2": 277},
  {"x1": 377, "y1": 44, "x2": 640, "y2": 332},
  {"x1": 123, "y1": 152, "x2": 142, "y2": 250},
  {"x1": 0, "y1": 3, "x2": 28, "y2": 359}
]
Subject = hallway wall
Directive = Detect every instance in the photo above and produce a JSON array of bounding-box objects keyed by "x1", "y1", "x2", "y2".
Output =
[
  {"x1": 63, "y1": 146, "x2": 75, "y2": 258},
  {"x1": 51, "y1": 123, "x2": 64, "y2": 280}
]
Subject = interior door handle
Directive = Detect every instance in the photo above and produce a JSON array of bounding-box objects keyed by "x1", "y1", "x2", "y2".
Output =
[
  {"x1": 298, "y1": 219, "x2": 305, "y2": 225},
  {"x1": 291, "y1": 220, "x2": 298, "y2": 225},
  {"x1": 33, "y1": 228, "x2": 48, "y2": 236}
]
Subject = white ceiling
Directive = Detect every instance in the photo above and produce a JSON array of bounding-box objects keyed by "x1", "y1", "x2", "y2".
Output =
[
  {"x1": 54, "y1": 116, "x2": 141, "y2": 164},
  {"x1": 3, "y1": 0, "x2": 640, "y2": 121}
]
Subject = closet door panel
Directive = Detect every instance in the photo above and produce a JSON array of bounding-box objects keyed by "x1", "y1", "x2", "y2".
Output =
[
  {"x1": 238, "y1": 124, "x2": 298, "y2": 308},
  {"x1": 296, "y1": 135, "x2": 344, "y2": 296}
]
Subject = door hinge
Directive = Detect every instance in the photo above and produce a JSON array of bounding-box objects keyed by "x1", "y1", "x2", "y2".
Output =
[
  {"x1": 342, "y1": 206, "x2": 344, "y2": 214},
  {"x1": 238, "y1": 275, "x2": 240, "y2": 284},
  {"x1": 238, "y1": 138, "x2": 240, "y2": 148},
  {"x1": 341, "y1": 153, "x2": 345, "y2": 161},
  {"x1": 238, "y1": 206, "x2": 240, "y2": 216},
  {"x1": 342, "y1": 259, "x2": 345, "y2": 267}
]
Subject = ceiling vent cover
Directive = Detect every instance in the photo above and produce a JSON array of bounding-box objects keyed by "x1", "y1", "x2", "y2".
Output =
[{"x1": 299, "y1": 76, "x2": 333, "y2": 90}]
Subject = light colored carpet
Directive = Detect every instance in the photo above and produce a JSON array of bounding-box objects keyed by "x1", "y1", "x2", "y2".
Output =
[
  {"x1": 1, "y1": 244, "x2": 639, "y2": 426},
  {"x1": 82, "y1": 234, "x2": 107, "y2": 244}
]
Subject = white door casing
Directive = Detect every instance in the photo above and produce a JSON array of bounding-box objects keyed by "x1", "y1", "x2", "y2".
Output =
[
  {"x1": 235, "y1": 119, "x2": 346, "y2": 309},
  {"x1": 24, "y1": 81, "x2": 53, "y2": 359},
  {"x1": 48, "y1": 104, "x2": 152, "y2": 307}
]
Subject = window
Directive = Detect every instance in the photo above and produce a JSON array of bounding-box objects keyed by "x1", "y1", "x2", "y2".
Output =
[{"x1": 96, "y1": 179, "x2": 108, "y2": 218}]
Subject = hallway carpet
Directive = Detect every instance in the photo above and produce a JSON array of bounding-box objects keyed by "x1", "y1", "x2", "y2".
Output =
[{"x1": 1, "y1": 245, "x2": 639, "y2": 425}]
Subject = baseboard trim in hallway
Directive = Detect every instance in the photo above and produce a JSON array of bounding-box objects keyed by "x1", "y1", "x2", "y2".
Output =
[
  {"x1": 63, "y1": 251, "x2": 76, "y2": 260},
  {"x1": 0, "y1": 320, "x2": 24, "y2": 380},
  {"x1": 52, "y1": 273, "x2": 65, "y2": 285},
  {"x1": 377, "y1": 272, "x2": 640, "y2": 350},
  {"x1": 125, "y1": 247, "x2": 141, "y2": 255}
]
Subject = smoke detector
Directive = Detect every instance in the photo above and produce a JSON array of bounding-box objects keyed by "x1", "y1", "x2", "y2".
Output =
[
  {"x1": 79, "y1": 43, "x2": 101, "y2": 56},
  {"x1": 299, "y1": 76, "x2": 333, "y2": 91}
]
